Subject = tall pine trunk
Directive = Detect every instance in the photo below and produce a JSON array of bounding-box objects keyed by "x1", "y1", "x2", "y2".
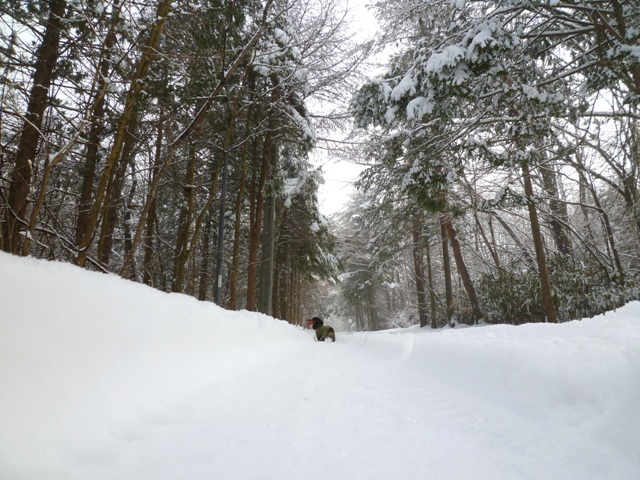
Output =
[
  {"x1": 442, "y1": 213, "x2": 483, "y2": 324},
  {"x1": 258, "y1": 149, "x2": 277, "y2": 316},
  {"x1": 368, "y1": 282, "x2": 380, "y2": 331},
  {"x1": 522, "y1": 160, "x2": 557, "y2": 323},
  {"x1": 77, "y1": 0, "x2": 173, "y2": 266},
  {"x1": 228, "y1": 103, "x2": 253, "y2": 310},
  {"x1": 198, "y1": 215, "x2": 213, "y2": 301},
  {"x1": 411, "y1": 213, "x2": 429, "y2": 327},
  {"x1": 540, "y1": 161, "x2": 572, "y2": 257},
  {"x1": 116, "y1": 0, "x2": 275, "y2": 278},
  {"x1": 440, "y1": 216, "x2": 454, "y2": 325},
  {"x1": 172, "y1": 143, "x2": 197, "y2": 292},
  {"x1": 75, "y1": 0, "x2": 121, "y2": 246},
  {"x1": 97, "y1": 113, "x2": 139, "y2": 266},
  {"x1": 425, "y1": 233, "x2": 438, "y2": 328},
  {"x1": 122, "y1": 160, "x2": 138, "y2": 279},
  {"x1": 2, "y1": 0, "x2": 66, "y2": 253},
  {"x1": 142, "y1": 117, "x2": 165, "y2": 286},
  {"x1": 246, "y1": 131, "x2": 273, "y2": 311}
]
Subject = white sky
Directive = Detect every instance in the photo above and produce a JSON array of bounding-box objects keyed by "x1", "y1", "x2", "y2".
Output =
[
  {"x1": 317, "y1": 155, "x2": 365, "y2": 215},
  {"x1": 315, "y1": 0, "x2": 377, "y2": 216}
]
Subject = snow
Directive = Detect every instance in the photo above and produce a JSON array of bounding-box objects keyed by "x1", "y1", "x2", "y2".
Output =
[
  {"x1": 390, "y1": 74, "x2": 417, "y2": 101},
  {"x1": 406, "y1": 96, "x2": 434, "y2": 120},
  {"x1": 426, "y1": 45, "x2": 466, "y2": 75},
  {"x1": 1, "y1": 251, "x2": 639, "y2": 479},
  {"x1": 288, "y1": 105, "x2": 316, "y2": 143},
  {"x1": 468, "y1": 25, "x2": 497, "y2": 54}
]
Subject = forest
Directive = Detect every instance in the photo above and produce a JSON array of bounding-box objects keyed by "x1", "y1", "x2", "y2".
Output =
[{"x1": 1, "y1": 0, "x2": 639, "y2": 330}]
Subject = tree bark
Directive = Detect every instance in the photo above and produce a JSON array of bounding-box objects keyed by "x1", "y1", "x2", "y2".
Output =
[
  {"x1": 580, "y1": 169, "x2": 625, "y2": 284},
  {"x1": 142, "y1": 118, "x2": 165, "y2": 286},
  {"x1": 540, "y1": 162, "x2": 572, "y2": 256},
  {"x1": 474, "y1": 211, "x2": 501, "y2": 269},
  {"x1": 272, "y1": 206, "x2": 288, "y2": 319},
  {"x1": 258, "y1": 156, "x2": 277, "y2": 316},
  {"x1": 2, "y1": 0, "x2": 66, "y2": 253},
  {"x1": 411, "y1": 213, "x2": 429, "y2": 327},
  {"x1": 425, "y1": 233, "x2": 438, "y2": 328},
  {"x1": 522, "y1": 159, "x2": 558, "y2": 323},
  {"x1": 97, "y1": 112, "x2": 139, "y2": 266},
  {"x1": 442, "y1": 213, "x2": 483, "y2": 324},
  {"x1": 228, "y1": 121, "x2": 252, "y2": 309},
  {"x1": 172, "y1": 143, "x2": 197, "y2": 292},
  {"x1": 440, "y1": 216, "x2": 454, "y2": 325},
  {"x1": 368, "y1": 281, "x2": 380, "y2": 331},
  {"x1": 198, "y1": 215, "x2": 213, "y2": 301},
  {"x1": 489, "y1": 211, "x2": 536, "y2": 268},
  {"x1": 75, "y1": 0, "x2": 121, "y2": 246},
  {"x1": 77, "y1": 0, "x2": 173, "y2": 266},
  {"x1": 246, "y1": 131, "x2": 273, "y2": 311},
  {"x1": 117, "y1": 0, "x2": 275, "y2": 278},
  {"x1": 122, "y1": 160, "x2": 138, "y2": 279}
]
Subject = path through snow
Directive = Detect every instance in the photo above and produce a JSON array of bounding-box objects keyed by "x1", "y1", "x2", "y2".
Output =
[
  {"x1": 1, "y1": 252, "x2": 638, "y2": 480},
  {"x1": 70, "y1": 336, "x2": 628, "y2": 480}
]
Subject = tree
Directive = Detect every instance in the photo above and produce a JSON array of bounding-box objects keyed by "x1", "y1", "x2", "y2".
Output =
[
  {"x1": 349, "y1": 0, "x2": 639, "y2": 324},
  {"x1": 2, "y1": 0, "x2": 67, "y2": 253}
]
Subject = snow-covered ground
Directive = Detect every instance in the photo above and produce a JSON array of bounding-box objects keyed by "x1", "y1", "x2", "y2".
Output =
[{"x1": 1, "y1": 251, "x2": 638, "y2": 479}]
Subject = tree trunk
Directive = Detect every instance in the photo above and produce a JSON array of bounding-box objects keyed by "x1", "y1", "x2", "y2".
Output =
[
  {"x1": 522, "y1": 159, "x2": 558, "y2": 323},
  {"x1": 75, "y1": 0, "x2": 121, "y2": 246},
  {"x1": 122, "y1": 160, "x2": 138, "y2": 280},
  {"x1": 540, "y1": 162, "x2": 573, "y2": 256},
  {"x1": 198, "y1": 215, "x2": 213, "y2": 301},
  {"x1": 142, "y1": 118, "x2": 165, "y2": 286},
  {"x1": 258, "y1": 192, "x2": 276, "y2": 315},
  {"x1": 97, "y1": 112, "x2": 139, "y2": 266},
  {"x1": 246, "y1": 131, "x2": 272, "y2": 311},
  {"x1": 582, "y1": 170, "x2": 625, "y2": 284},
  {"x1": 625, "y1": 119, "x2": 640, "y2": 263},
  {"x1": 411, "y1": 213, "x2": 429, "y2": 327},
  {"x1": 425, "y1": 233, "x2": 438, "y2": 328},
  {"x1": 77, "y1": 0, "x2": 173, "y2": 267},
  {"x1": 116, "y1": 0, "x2": 275, "y2": 278},
  {"x1": 440, "y1": 216, "x2": 454, "y2": 325},
  {"x1": 272, "y1": 206, "x2": 288, "y2": 319},
  {"x1": 2, "y1": 0, "x2": 66, "y2": 254},
  {"x1": 172, "y1": 143, "x2": 197, "y2": 292},
  {"x1": 229, "y1": 103, "x2": 253, "y2": 310},
  {"x1": 442, "y1": 213, "x2": 483, "y2": 324},
  {"x1": 489, "y1": 211, "x2": 536, "y2": 268},
  {"x1": 368, "y1": 281, "x2": 380, "y2": 330},
  {"x1": 474, "y1": 211, "x2": 501, "y2": 269}
]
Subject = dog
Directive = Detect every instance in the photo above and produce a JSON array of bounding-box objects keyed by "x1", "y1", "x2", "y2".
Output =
[{"x1": 304, "y1": 316, "x2": 336, "y2": 342}]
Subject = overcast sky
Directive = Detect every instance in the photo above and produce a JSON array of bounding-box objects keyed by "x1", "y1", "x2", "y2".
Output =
[{"x1": 315, "y1": 0, "x2": 377, "y2": 216}]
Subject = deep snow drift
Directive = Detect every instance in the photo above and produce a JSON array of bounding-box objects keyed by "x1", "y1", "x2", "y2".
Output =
[{"x1": 1, "y1": 251, "x2": 638, "y2": 479}]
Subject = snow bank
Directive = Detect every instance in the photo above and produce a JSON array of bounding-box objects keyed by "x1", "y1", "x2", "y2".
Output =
[
  {"x1": 1, "y1": 252, "x2": 639, "y2": 479},
  {"x1": 0, "y1": 252, "x2": 303, "y2": 477}
]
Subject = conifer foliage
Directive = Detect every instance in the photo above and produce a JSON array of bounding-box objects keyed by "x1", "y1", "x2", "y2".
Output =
[
  {"x1": 0, "y1": 0, "x2": 360, "y2": 321},
  {"x1": 344, "y1": 0, "x2": 640, "y2": 327}
]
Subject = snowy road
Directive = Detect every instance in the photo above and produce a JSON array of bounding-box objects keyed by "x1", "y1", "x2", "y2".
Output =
[
  {"x1": 85, "y1": 340, "x2": 461, "y2": 480},
  {"x1": 76, "y1": 339, "x2": 466, "y2": 479},
  {"x1": 2, "y1": 252, "x2": 638, "y2": 480},
  {"x1": 70, "y1": 335, "x2": 631, "y2": 480}
]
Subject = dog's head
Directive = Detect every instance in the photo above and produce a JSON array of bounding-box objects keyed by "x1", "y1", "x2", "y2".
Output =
[{"x1": 305, "y1": 317, "x2": 324, "y2": 330}]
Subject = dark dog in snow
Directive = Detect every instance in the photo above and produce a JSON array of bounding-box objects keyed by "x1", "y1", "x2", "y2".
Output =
[{"x1": 304, "y1": 316, "x2": 335, "y2": 342}]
